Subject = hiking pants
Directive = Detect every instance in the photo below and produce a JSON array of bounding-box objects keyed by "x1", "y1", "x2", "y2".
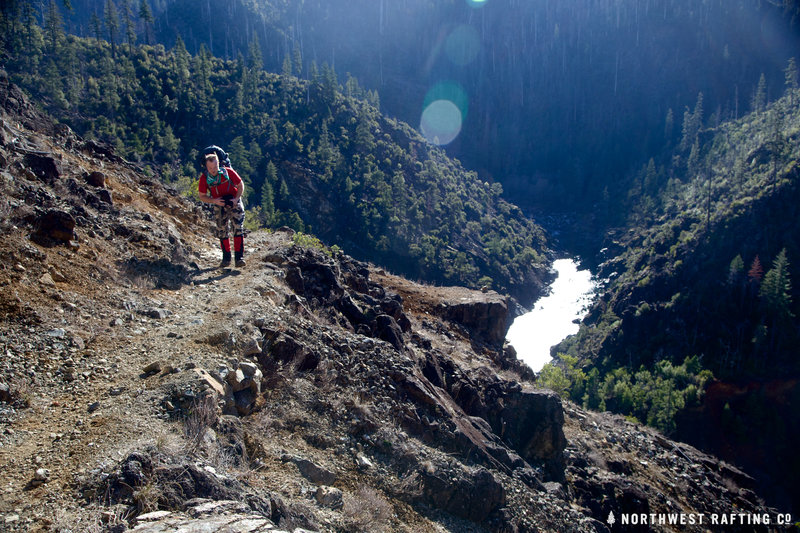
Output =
[{"x1": 216, "y1": 200, "x2": 245, "y2": 242}]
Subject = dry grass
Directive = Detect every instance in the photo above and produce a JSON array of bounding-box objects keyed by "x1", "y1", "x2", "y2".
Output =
[
  {"x1": 342, "y1": 485, "x2": 394, "y2": 533},
  {"x1": 132, "y1": 478, "x2": 164, "y2": 514}
]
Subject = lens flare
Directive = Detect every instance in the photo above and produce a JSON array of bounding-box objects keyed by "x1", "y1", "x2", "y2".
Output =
[
  {"x1": 423, "y1": 81, "x2": 469, "y2": 121},
  {"x1": 420, "y1": 100, "x2": 462, "y2": 146},
  {"x1": 445, "y1": 24, "x2": 481, "y2": 66},
  {"x1": 466, "y1": 0, "x2": 488, "y2": 7}
]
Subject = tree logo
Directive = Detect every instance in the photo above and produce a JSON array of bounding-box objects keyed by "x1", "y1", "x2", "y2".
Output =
[{"x1": 607, "y1": 511, "x2": 616, "y2": 526}]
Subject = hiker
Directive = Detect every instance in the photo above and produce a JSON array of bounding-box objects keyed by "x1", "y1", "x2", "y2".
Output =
[{"x1": 198, "y1": 150, "x2": 246, "y2": 268}]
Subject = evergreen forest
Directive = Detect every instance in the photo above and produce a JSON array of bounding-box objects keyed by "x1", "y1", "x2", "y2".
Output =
[{"x1": 0, "y1": 2, "x2": 551, "y2": 304}]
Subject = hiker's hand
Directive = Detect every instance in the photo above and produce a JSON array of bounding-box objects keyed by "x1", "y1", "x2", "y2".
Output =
[{"x1": 211, "y1": 197, "x2": 226, "y2": 207}]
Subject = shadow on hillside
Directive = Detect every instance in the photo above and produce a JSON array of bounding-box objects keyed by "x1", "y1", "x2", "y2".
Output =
[
  {"x1": 119, "y1": 257, "x2": 239, "y2": 290},
  {"x1": 191, "y1": 268, "x2": 241, "y2": 285}
]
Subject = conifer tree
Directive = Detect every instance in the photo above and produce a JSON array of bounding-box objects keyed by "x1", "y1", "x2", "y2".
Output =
[
  {"x1": 692, "y1": 92, "x2": 704, "y2": 131},
  {"x1": 268, "y1": 120, "x2": 280, "y2": 146},
  {"x1": 293, "y1": 46, "x2": 302, "y2": 77},
  {"x1": 664, "y1": 108, "x2": 674, "y2": 143},
  {"x1": 760, "y1": 249, "x2": 793, "y2": 321},
  {"x1": 104, "y1": 0, "x2": 119, "y2": 57},
  {"x1": 260, "y1": 178, "x2": 275, "y2": 226},
  {"x1": 282, "y1": 53, "x2": 293, "y2": 78},
  {"x1": 122, "y1": 0, "x2": 136, "y2": 53},
  {"x1": 90, "y1": 12, "x2": 102, "y2": 41},
  {"x1": 785, "y1": 57, "x2": 797, "y2": 107},
  {"x1": 44, "y1": 0, "x2": 64, "y2": 53},
  {"x1": 680, "y1": 107, "x2": 692, "y2": 152},
  {"x1": 748, "y1": 255, "x2": 764, "y2": 284},
  {"x1": 247, "y1": 36, "x2": 262, "y2": 72},
  {"x1": 138, "y1": 0, "x2": 153, "y2": 45},
  {"x1": 753, "y1": 73, "x2": 767, "y2": 113},
  {"x1": 728, "y1": 255, "x2": 744, "y2": 285}
]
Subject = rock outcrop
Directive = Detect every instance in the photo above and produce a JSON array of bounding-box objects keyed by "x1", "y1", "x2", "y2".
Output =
[{"x1": 436, "y1": 292, "x2": 511, "y2": 346}]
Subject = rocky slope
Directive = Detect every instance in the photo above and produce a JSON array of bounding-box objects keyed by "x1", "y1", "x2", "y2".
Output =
[{"x1": 0, "y1": 74, "x2": 786, "y2": 532}]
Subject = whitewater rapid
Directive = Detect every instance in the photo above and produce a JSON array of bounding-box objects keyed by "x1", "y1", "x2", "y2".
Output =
[{"x1": 506, "y1": 258, "x2": 596, "y2": 372}]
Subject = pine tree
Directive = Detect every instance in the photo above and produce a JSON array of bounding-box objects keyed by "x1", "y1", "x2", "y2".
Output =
[
  {"x1": 104, "y1": 0, "x2": 119, "y2": 57},
  {"x1": 268, "y1": 120, "x2": 280, "y2": 146},
  {"x1": 247, "y1": 36, "x2": 263, "y2": 72},
  {"x1": 44, "y1": 0, "x2": 64, "y2": 53},
  {"x1": 292, "y1": 46, "x2": 302, "y2": 77},
  {"x1": 748, "y1": 255, "x2": 764, "y2": 284},
  {"x1": 752, "y1": 73, "x2": 767, "y2": 113},
  {"x1": 679, "y1": 106, "x2": 692, "y2": 152},
  {"x1": 265, "y1": 160, "x2": 278, "y2": 186},
  {"x1": 278, "y1": 178, "x2": 290, "y2": 205},
  {"x1": 664, "y1": 108, "x2": 674, "y2": 143},
  {"x1": 692, "y1": 92, "x2": 704, "y2": 131},
  {"x1": 122, "y1": 0, "x2": 136, "y2": 53},
  {"x1": 760, "y1": 249, "x2": 793, "y2": 321},
  {"x1": 321, "y1": 62, "x2": 338, "y2": 103},
  {"x1": 367, "y1": 89, "x2": 380, "y2": 109},
  {"x1": 90, "y1": 12, "x2": 102, "y2": 41},
  {"x1": 785, "y1": 57, "x2": 797, "y2": 107},
  {"x1": 260, "y1": 179, "x2": 275, "y2": 226},
  {"x1": 282, "y1": 53, "x2": 293, "y2": 78},
  {"x1": 728, "y1": 255, "x2": 744, "y2": 285},
  {"x1": 138, "y1": 0, "x2": 153, "y2": 45}
]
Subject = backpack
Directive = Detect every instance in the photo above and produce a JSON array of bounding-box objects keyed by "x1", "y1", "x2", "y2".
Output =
[
  {"x1": 199, "y1": 145, "x2": 232, "y2": 171},
  {"x1": 199, "y1": 145, "x2": 236, "y2": 194}
]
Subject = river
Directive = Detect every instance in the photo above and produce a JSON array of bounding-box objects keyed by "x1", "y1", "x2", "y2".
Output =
[{"x1": 506, "y1": 258, "x2": 596, "y2": 372}]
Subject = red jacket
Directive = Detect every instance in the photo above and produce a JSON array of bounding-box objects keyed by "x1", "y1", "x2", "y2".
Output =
[{"x1": 198, "y1": 167, "x2": 242, "y2": 198}]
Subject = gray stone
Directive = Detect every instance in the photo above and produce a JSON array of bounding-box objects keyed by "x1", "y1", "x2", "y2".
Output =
[
  {"x1": 437, "y1": 294, "x2": 511, "y2": 346},
  {"x1": 242, "y1": 339, "x2": 262, "y2": 357},
  {"x1": 86, "y1": 171, "x2": 106, "y2": 187},
  {"x1": 239, "y1": 361, "x2": 259, "y2": 377},
  {"x1": 97, "y1": 188, "x2": 113, "y2": 205},
  {"x1": 292, "y1": 457, "x2": 337, "y2": 485},
  {"x1": 33, "y1": 210, "x2": 76, "y2": 244},
  {"x1": 24, "y1": 153, "x2": 61, "y2": 182},
  {"x1": 30, "y1": 468, "x2": 50, "y2": 486},
  {"x1": 142, "y1": 361, "x2": 161, "y2": 375},
  {"x1": 315, "y1": 486, "x2": 343, "y2": 509},
  {"x1": 146, "y1": 309, "x2": 169, "y2": 320}
]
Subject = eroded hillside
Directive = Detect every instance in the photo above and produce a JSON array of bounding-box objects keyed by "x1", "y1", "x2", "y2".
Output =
[{"x1": 0, "y1": 75, "x2": 784, "y2": 532}]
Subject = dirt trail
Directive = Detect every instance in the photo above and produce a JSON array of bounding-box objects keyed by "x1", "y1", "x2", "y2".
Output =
[{"x1": 0, "y1": 230, "x2": 288, "y2": 529}]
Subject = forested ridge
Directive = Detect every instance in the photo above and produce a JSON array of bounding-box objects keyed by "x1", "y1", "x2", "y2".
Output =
[
  {"x1": 544, "y1": 85, "x2": 800, "y2": 514},
  {"x1": 54, "y1": 0, "x2": 800, "y2": 219},
  {"x1": 0, "y1": 3, "x2": 551, "y2": 304}
]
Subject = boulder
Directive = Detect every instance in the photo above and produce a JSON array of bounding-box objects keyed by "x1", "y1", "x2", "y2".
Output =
[
  {"x1": 24, "y1": 153, "x2": 61, "y2": 182},
  {"x1": 85, "y1": 171, "x2": 106, "y2": 187},
  {"x1": 289, "y1": 456, "x2": 337, "y2": 485},
  {"x1": 0, "y1": 381, "x2": 11, "y2": 403},
  {"x1": 491, "y1": 387, "x2": 566, "y2": 481},
  {"x1": 436, "y1": 294, "x2": 511, "y2": 346},
  {"x1": 96, "y1": 188, "x2": 113, "y2": 205},
  {"x1": 374, "y1": 314, "x2": 404, "y2": 350},
  {"x1": 32, "y1": 209, "x2": 77, "y2": 245},
  {"x1": 262, "y1": 333, "x2": 319, "y2": 372},
  {"x1": 315, "y1": 486, "x2": 343, "y2": 509},
  {"x1": 224, "y1": 365, "x2": 262, "y2": 416},
  {"x1": 411, "y1": 463, "x2": 505, "y2": 523}
]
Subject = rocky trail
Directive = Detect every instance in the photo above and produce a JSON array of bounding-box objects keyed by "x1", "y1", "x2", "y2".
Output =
[{"x1": 0, "y1": 72, "x2": 789, "y2": 532}]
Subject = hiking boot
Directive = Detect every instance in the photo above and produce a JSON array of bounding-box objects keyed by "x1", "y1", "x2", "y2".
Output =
[
  {"x1": 220, "y1": 251, "x2": 232, "y2": 268},
  {"x1": 235, "y1": 258, "x2": 246, "y2": 268}
]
